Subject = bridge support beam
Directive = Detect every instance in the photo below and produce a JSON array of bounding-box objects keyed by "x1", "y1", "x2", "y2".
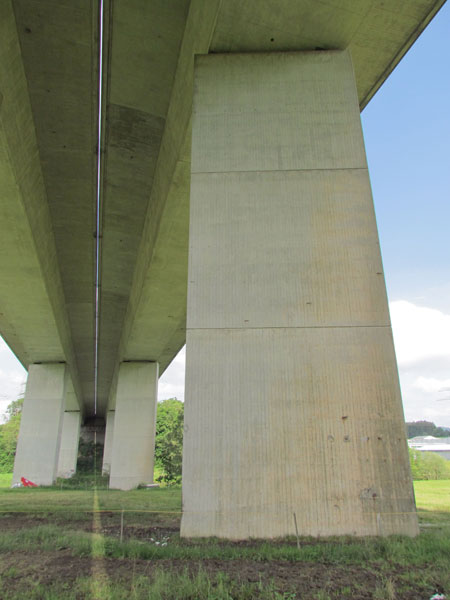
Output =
[
  {"x1": 109, "y1": 362, "x2": 159, "y2": 490},
  {"x1": 57, "y1": 411, "x2": 81, "y2": 479},
  {"x1": 181, "y1": 50, "x2": 418, "y2": 538},
  {"x1": 13, "y1": 364, "x2": 67, "y2": 486}
]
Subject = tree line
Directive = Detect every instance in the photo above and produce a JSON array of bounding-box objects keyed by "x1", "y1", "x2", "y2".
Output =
[{"x1": 406, "y1": 420, "x2": 450, "y2": 439}]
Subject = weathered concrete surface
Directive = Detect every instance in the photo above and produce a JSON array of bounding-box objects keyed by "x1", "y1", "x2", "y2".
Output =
[
  {"x1": 102, "y1": 411, "x2": 115, "y2": 475},
  {"x1": 57, "y1": 410, "x2": 81, "y2": 479},
  {"x1": 13, "y1": 364, "x2": 68, "y2": 486},
  {"x1": 181, "y1": 51, "x2": 419, "y2": 539},
  {"x1": 109, "y1": 362, "x2": 158, "y2": 490}
]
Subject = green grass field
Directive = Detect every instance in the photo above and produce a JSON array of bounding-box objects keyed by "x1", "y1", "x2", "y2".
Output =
[
  {"x1": 0, "y1": 479, "x2": 448, "y2": 598},
  {"x1": 415, "y1": 479, "x2": 450, "y2": 514},
  {"x1": 0, "y1": 474, "x2": 12, "y2": 488},
  {"x1": 1, "y1": 476, "x2": 447, "y2": 512}
]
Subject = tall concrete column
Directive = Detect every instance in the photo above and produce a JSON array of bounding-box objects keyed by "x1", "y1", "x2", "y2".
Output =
[
  {"x1": 13, "y1": 363, "x2": 67, "y2": 486},
  {"x1": 102, "y1": 410, "x2": 115, "y2": 476},
  {"x1": 109, "y1": 362, "x2": 158, "y2": 490},
  {"x1": 181, "y1": 50, "x2": 418, "y2": 539},
  {"x1": 57, "y1": 411, "x2": 81, "y2": 478}
]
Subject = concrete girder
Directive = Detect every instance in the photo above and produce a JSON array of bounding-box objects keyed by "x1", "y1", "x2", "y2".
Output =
[
  {"x1": 11, "y1": 0, "x2": 99, "y2": 410},
  {"x1": 96, "y1": 0, "x2": 191, "y2": 415},
  {"x1": 0, "y1": 0, "x2": 82, "y2": 409},
  {"x1": 104, "y1": 0, "x2": 222, "y2": 411}
]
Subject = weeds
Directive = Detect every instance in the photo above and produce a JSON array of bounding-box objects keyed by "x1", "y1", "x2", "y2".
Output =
[
  {"x1": 0, "y1": 568, "x2": 298, "y2": 600},
  {"x1": 374, "y1": 577, "x2": 396, "y2": 600}
]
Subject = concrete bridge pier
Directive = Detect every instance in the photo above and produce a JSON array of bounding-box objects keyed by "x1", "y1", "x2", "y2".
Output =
[
  {"x1": 181, "y1": 50, "x2": 419, "y2": 539},
  {"x1": 101, "y1": 410, "x2": 115, "y2": 476},
  {"x1": 57, "y1": 410, "x2": 82, "y2": 479},
  {"x1": 13, "y1": 363, "x2": 69, "y2": 486},
  {"x1": 109, "y1": 362, "x2": 159, "y2": 490}
]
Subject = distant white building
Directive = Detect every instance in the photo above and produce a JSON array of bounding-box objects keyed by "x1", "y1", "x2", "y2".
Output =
[{"x1": 408, "y1": 436, "x2": 450, "y2": 460}]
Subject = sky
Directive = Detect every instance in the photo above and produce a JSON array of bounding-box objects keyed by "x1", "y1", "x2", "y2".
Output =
[{"x1": 1, "y1": 4, "x2": 450, "y2": 426}]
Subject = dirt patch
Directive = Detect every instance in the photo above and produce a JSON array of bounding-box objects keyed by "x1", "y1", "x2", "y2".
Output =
[
  {"x1": 0, "y1": 551, "x2": 441, "y2": 599},
  {"x1": 0, "y1": 551, "x2": 379, "y2": 598},
  {"x1": 0, "y1": 515, "x2": 443, "y2": 599}
]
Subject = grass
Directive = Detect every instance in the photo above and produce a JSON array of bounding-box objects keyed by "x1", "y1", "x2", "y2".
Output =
[
  {"x1": 0, "y1": 479, "x2": 448, "y2": 598},
  {"x1": 0, "y1": 486, "x2": 181, "y2": 512},
  {"x1": 0, "y1": 485, "x2": 182, "y2": 531},
  {"x1": 415, "y1": 479, "x2": 450, "y2": 527},
  {"x1": 0, "y1": 478, "x2": 446, "y2": 520},
  {"x1": 415, "y1": 479, "x2": 450, "y2": 512},
  {"x1": 0, "y1": 519, "x2": 449, "y2": 565},
  {"x1": 0, "y1": 474, "x2": 12, "y2": 488}
]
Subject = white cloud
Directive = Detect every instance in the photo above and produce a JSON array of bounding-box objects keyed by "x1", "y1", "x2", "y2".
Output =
[
  {"x1": 0, "y1": 337, "x2": 27, "y2": 421},
  {"x1": 413, "y1": 376, "x2": 450, "y2": 394},
  {"x1": 158, "y1": 346, "x2": 186, "y2": 402},
  {"x1": 390, "y1": 300, "x2": 450, "y2": 366},
  {"x1": 389, "y1": 301, "x2": 450, "y2": 427}
]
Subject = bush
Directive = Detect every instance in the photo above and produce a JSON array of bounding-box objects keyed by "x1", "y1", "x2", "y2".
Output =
[
  {"x1": 409, "y1": 448, "x2": 450, "y2": 480},
  {"x1": 76, "y1": 439, "x2": 104, "y2": 473},
  {"x1": 0, "y1": 399, "x2": 23, "y2": 473}
]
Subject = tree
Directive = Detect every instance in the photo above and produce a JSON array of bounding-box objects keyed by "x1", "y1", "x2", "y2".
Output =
[
  {"x1": 155, "y1": 398, "x2": 184, "y2": 484},
  {"x1": 0, "y1": 398, "x2": 23, "y2": 473},
  {"x1": 4, "y1": 398, "x2": 23, "y2": 420}
]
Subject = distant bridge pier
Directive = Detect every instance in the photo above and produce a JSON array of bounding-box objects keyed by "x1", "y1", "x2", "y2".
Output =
[
  {"x1": 13, "y1": 363, "x2": 71, "y2": 486},
  {"x1": 57, "y1": 410, "x2": 82, "y2": 479},
  {"x1": 101, "y1": 410, "x2": 115, "y2": 476},
  {"x1": 181, "y1": 50, "x2": 419, "y2": 539},
  {"x1": 108, "y1": 362, "x2": 159, "y2": 490}
]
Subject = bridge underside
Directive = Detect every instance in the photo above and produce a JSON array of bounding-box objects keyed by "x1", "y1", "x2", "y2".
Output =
[{"x1": 2, "y1": 0, "x2": 444, "y2": 536}]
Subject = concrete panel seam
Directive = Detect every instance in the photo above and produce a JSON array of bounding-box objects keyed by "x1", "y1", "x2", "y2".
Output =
[
  {"x1": 186, "y1": 325, "x2": 392, "y2": 331},
  {"x1": 192, "y1": 167, "x2": 368, "y2": 175}
]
